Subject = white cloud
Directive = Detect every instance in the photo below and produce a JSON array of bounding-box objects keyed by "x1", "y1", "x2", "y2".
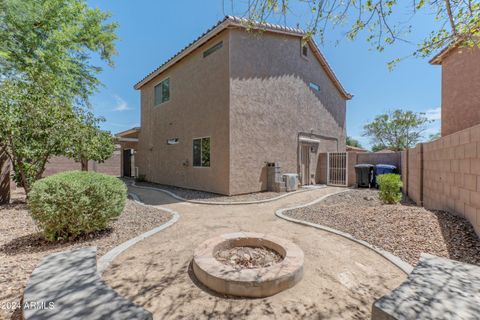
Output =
[
  {"x1": 425, "y1": 107, "x2": 441, "y2": 121},
  {"x1": 112, "y1": 95, "x2": 130, "y2": 111}
]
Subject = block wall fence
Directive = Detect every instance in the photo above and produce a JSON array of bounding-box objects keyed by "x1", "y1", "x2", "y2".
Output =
[
  {"x1": 346, "y1": 152, "x2": 402, "y2": 187},
  {"x1": 402, "y1": 124, "x2": 480, "y2": 237}
]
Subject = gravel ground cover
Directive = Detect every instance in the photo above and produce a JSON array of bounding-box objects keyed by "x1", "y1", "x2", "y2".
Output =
[
  {"x1": 135, "y1": 181, "x2": 290, "y2": 202},
  {"x1": 215, "y1": 246, "x2": 283, "y2": 269},
  {"x1": 284, "y1": 189, "x2": 480, "y2": 266},
  {"x1": 0, "y1": 190, "x2": 172, "y2": 320}
]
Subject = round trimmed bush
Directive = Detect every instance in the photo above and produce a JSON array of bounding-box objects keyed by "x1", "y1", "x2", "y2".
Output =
[{"x1": 28, "y1": 171, "x2": 127, "y2": 241}]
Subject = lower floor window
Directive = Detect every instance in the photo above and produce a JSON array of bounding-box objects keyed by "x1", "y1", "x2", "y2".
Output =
[{"x1": 193, "y1": 137, "x2": 210, "y2": 167}]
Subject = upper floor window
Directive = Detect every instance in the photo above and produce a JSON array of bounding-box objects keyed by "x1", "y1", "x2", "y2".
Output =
[
  {"x1": 309, "y1": 82, "x2": 320, "y2": 91},
  {"x1": 193, "y1": 137, "x2": 210, "y2": 167},
  {"x1": 154, "y1": 78, "x2": 170, "y2": 105},
  {"x1": 302, "y1": 43, "x2": 308, "y2": 57},
  {"x1": 203, "y1": 41, "x2": 223, "y2": 58}
]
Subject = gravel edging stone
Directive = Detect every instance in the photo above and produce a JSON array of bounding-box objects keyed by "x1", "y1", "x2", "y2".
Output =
[{"x1": 130, "y1": 181, "x2": 324, "y2": 205}]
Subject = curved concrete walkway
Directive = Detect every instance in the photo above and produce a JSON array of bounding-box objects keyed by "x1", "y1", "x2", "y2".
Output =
[{"x1": 102, "y1": 185, "x2": 406, "y2": 320}]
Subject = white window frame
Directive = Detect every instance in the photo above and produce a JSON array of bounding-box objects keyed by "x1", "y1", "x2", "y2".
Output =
[
  {"x1": 153, "y1": 77, "x2": 170, "y2": 106},
  {"x1": 192, "y1": 136, "x2": 211, "y2": 168}
]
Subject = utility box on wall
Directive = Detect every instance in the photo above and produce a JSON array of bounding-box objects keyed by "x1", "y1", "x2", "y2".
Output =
[{"x1": 267, "y1": 162, "x2": 286, "y2": 192}]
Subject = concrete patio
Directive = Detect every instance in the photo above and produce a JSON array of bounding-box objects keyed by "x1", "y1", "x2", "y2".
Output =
[{"x1": 101, "y1": 184, "x2": 406, "y2": 319}]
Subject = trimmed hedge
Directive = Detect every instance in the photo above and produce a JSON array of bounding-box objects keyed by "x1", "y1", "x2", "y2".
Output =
[
  {"x1": 377, "y1": 173, "x2": 403, "y2": 204},
  {"x1": 28, "y1": 171, "x2": 127, "y2": 241}
]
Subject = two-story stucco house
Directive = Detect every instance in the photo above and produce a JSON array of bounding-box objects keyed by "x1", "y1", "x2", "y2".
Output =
[
  {"x1": 134, "y1": 16, "x2": 352, "y2": 195},
  {"x1": 430, "y1": 43, "x2": 480, "y2": 136}
]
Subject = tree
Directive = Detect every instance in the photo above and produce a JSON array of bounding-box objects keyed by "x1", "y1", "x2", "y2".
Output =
[
  {"x1": 346, "y1": 136, "x2": 363, "y2": 148},
  {"x1": 232, "y1": 0, "x2": 480, "y2": 65},
  {"x1": 0, "y1": 0, "x2": 118, "y2": 193},
  {"x1": 428, "y1": 132, "x2": 441, "y2": 141},
  {"x1": 371, "y1": 144, "x2": 387, "y2": 152},
  {"x1": 65, "y1": 110, "x2": 115, "y2": 171},
  {"x1": 362, "y1": 109, "x2": 431, "y2": 151}
]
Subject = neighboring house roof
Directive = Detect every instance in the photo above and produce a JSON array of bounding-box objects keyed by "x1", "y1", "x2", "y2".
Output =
[
  {"x1": 429, "y1": 36, "x2": 480, "y2": 65},
  {"x1": 115, "y1": 127, "x2": 140, "y2": 142},
  {"x1": 346, "y1": 145, "x2": 367, "y2": 152},
  {"x1": 115, "y1": 127, "x2": 140, "y2": 137},
  {"x1": 429, "y1": 39, "x2": 463, "y2": 65},
  {"x1": 133, "y1": 16, "x2": 352, "y2": 100}
]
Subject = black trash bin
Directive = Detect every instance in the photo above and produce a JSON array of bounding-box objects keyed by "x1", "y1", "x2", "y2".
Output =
[
  {"x1": 354, "y1": 164, "x2": 374, "y2": 188},
  {"x1": 373, "y1": 164, "x2": 397, "y2": 188}
]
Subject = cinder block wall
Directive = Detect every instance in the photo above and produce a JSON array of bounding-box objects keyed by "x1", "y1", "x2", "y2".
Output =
[
  {"x1": 403, "y1": 124, "x2": 480, "y2": 237},
  {"x1": 406, "y1": 144, "x2": 423, "y2": 205},
  {"x1": 357, "y1": 152, "x2": 401, "y2": 168},
  {"x1": 346, "y1": 152, "x2": 401, "y2": 186}
]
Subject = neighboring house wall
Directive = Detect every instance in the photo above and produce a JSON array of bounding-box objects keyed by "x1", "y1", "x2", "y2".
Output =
[
  {"x1": 229, "y1": 29, "x2": 346, "y2": 194},
  {"x1": 136, "y1": 31, "x2": 230, "y2": 194},
  {"x1": 403, "y1": 124, "x2": 480, "y2": 237},
  {"x1": 441, "y1": 47, "x2": 480, "y2": 136}
]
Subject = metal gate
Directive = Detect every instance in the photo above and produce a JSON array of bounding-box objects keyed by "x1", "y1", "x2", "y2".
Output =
[{"x1": 327, "y1": 152, "x2": 347, "y2": 186}]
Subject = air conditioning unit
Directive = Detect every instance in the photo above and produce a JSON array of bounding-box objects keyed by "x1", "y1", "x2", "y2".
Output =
[{"x1": 283, "y1": 174, "x2": 298, "y2": 192}]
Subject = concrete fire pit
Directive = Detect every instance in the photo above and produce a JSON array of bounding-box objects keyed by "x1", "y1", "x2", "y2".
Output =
[{"x1": 192, "y1": 232, "x2": 304, "y2": 298}]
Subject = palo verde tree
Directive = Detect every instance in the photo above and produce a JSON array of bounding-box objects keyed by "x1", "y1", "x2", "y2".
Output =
[
  {"x1": 231, "y1": 0, "x2": 480, "y2": 65},
  {"x1": 362, "y1": 109, "x2": 431, "y2": 151},
  {"x1": 0, "y1": 0, "x2": 118, "y2": 193}
]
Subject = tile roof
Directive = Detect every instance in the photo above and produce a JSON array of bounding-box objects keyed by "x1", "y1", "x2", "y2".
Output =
[{"x1": 134, "y1": 16, "x2": 352, "y2": 99}]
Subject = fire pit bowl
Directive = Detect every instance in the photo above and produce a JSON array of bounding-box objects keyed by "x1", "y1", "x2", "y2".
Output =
[{"x1": 192, "y1": 232, "x2": 304, "y2": 298}]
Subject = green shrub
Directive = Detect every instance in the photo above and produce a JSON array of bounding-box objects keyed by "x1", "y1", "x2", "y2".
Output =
[
  {"x1": 377, "y1": 173, "x2": 403, "y2": 204},
  {"x1": 28, "y1": 171, "x2": 127, "y2": 241}
]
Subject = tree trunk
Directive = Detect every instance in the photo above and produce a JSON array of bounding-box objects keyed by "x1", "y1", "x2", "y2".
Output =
[{"x1": 81, "y1": 158, "x2": 88, "y2": 171}]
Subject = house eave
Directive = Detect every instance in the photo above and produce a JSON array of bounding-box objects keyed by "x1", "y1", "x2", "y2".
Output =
[{"x1": 133, "y1": 16, "x2": 353, "y2": 100}]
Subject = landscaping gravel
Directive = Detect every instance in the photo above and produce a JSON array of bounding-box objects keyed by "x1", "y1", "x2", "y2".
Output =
[
  {"x1": 135, "y1": 181, "x2": 292, "y2": 202},
  {"x1": 0, "y1": 190, "x2": 172, "y2": 320},
  {"x1": 284, "y1": 189, "x2": 480, "y2": 266}
]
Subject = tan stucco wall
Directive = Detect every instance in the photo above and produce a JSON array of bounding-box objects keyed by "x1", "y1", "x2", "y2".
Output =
[
  {"x1": 136, "y1": 31, "x2": 231, "y2": 194},
  {"x1": 441, "y1": 47, "x2": 480, "y2": 136},
  {"x1": 228, "y1": 29, "x2": 347, "y2": 194}
]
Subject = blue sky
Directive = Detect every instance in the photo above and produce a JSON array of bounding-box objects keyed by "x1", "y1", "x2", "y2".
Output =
[{"x1": 87, "y1": 0, "x2": 442, "y2": 149}]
